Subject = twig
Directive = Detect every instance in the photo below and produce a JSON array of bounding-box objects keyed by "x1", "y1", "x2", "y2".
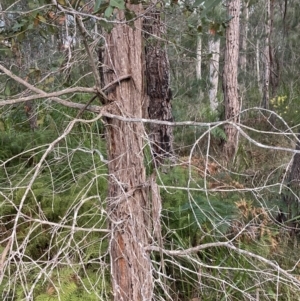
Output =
[{"x1": 75, "y1": 94, "x2": 98, "y2": 118}]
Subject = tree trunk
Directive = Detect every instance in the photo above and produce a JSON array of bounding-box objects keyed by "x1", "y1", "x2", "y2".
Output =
[
  {"x1": 144, "y1": 7, "x2": 174, "y2": 165},
  {"x1": 209, "y1": 35, "x2": 220, "y2": 112},
  {"x1": 269, "y1": 0, "x2": 279, "y2": 97},
  {"x1": 196, "y1": 34, "x2": 202, "y2": 80},
  {"x1": 262, "y1": 0, "x2": 271, "y2": 109},
  {"x1": 223, "y1": 0, "x2": 240, "y2": 160},
  {"x1": 256, "y1": 37, "x2": 261, "y2": 94},
  {"x1": 103, "y1": 4, "x2": 153, "y2": 300}
]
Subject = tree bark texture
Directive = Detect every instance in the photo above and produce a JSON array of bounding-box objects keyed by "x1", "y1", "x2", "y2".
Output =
[
  {"x1": 103, "y1": 4, "x2": 153, "y2": 300},
  {"x1": 144, "y1": 8, "x2": 174, "y2": 165},
  {"x1": 223, "y1": 0, "x2": 240, "y2": 160},
  {"x1": 209, "y1": 35, "x2": 220, "y2": 112}
]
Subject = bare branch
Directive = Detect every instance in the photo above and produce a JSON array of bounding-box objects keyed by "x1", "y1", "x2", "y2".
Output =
[
  {"x1": 148, "y1": 241, "x2": 300, "y2": 287},
  {"x1": 0, "y1": 64, "x2": 131, "y2": 108}
]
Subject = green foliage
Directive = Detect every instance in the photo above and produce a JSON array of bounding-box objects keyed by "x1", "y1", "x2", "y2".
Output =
[
  {"x1": 270, "y1": 91, "x2": 300, "y2": 127},
  {"x1": 181, "y1": 195, "x2": 235, "y2": 233},
  {"x1": 160, "y1": 165, "x2": 237, "y2": 248},
  {"x1": 0, "y1": 102, "x2": 109, "y2": 301},
  {"x1": 105, "y1": 0, "x2": 125, "y2": 17},
  {"x1": 2, "y1": 266, "x2": 110, "y2": 301},
  {"x1": 210, "y1": 125, "x2": 226, "y2": 140},
  {"x1": 157, "y1": 158, "x2": 300, "y2": 300}
]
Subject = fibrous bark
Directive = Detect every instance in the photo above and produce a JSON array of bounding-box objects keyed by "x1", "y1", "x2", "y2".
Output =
[
  {"x1": 144, "y1": 7, "x2": 174, "y2": 165},
  {"x1": 223, "y1": 0, "x2": 241, "y2": 160},
  {"x1": 103, "y1": 4, "x2": 153, "y2": 300}
]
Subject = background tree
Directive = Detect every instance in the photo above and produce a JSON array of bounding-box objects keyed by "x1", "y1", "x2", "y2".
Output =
[
  {"x1": 196, "y1": 30, "x2": 202, "y2": 80},
  {"x1": 262, "y1": 0, "x2": 271, "y2": 109},
  {"x1": 208, "y1": 32, "x2": 220, "y2": 112},
  {"x1": 144, "y1": 2, "x2": 174, "y2": 165},
  {"x1": 223, "y1": 0, "x2": 241, "y2": 160},
  {"x1": 207, "y1": 4, "x2": 223, "y2": 112}
]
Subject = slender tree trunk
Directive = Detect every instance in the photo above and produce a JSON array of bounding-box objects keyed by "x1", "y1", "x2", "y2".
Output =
[
  {"x1": 269, "y1": 0, "x2": 279, "y2": 97},
  {"x1": 196, "y1": 34, "x2": 202, "y2": 80},
  {"x1": 103, "y1": 4, "x2": 153, "y2": 300},
  {"x1": 256, "y1": 38, "x2": 261, "y2": 94},
  {"x1": 223, "y1": 0, "x2": 241, "y2": 160},
  {"x1": 209, "y1": 35, "x2": 220, "y2": 112},
  {"x1": 262, "y1": 0, "x2": 271, "y2": 109},
  {"x1": 144, "y1": 6, "x2": 174, "y2": 165}
]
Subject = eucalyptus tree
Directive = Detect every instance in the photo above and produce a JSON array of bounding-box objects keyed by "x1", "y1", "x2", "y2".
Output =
[
  {"x1": 102, "y1": 3, "x2": 157, "y2": 299},
  {"x1": 208, "y1": 32, "x2": 220, "y2": 112},
  {"x1": 223, "y1": 0, "x2": 241, "y2": 159}
]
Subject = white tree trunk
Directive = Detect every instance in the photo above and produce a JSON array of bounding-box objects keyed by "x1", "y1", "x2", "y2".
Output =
[
  {"x1": 196, "y1": 35, "x2": 202, "y2": 80},
  {"x1": 209, "y1": 36, "x2": 220, "y2": 112},
  {"x1": 256, "y1": 38, "x2": 261, "y2": 93}
]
